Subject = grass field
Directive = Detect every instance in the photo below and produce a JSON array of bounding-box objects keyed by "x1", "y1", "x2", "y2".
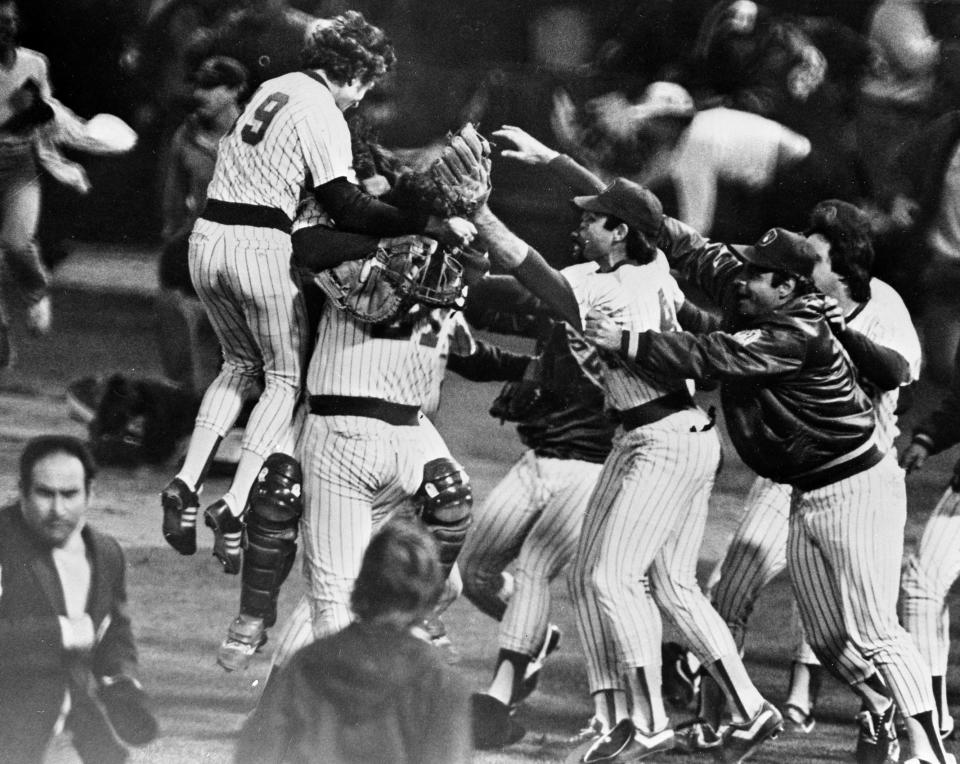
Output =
[{"x1": 27, "y1": 359, "x2": 960, "y2": 764}]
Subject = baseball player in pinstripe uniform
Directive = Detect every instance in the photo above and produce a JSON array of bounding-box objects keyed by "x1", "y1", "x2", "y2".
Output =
[
  {"x1": 693, "y1": 201, "x2": 922, "y2": 756},
  {"x1": 584, "y1": 215, "x2": 952, "y2": 764},
  {"x1": 454, "y1": 284, "x2": 615, "y2": 749},
  {"x1": 900, "y1": 349, "x2": 960, "y2": 744},
  {"x1": 468, "y1": 136, "x2": 781, "y2": 763},
  {"x1": 160, "y1": 13, "x2": 466, "y2": 585},
  {"x1": 264, "y1": 192, "x2": 476, "y2": 669}
]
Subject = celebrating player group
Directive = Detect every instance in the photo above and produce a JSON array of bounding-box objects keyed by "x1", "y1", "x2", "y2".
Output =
[{"x1": 156, "y1": 10, "x2": 959, "y2": 764}]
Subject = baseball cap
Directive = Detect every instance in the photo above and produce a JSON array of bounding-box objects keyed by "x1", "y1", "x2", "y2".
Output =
[
  {"x1": 572, "y1": 178, "x2": 664, "y2": 236},
  {"x1": 737, "y1": 227, "x2": 817, "y2": 279},
  {"x1": 191, "y1": 56, "x2": 249, "y2": 90}
]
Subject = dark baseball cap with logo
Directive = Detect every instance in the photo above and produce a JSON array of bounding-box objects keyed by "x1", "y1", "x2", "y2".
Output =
[
  {"x1": 191, "y1": 56, "x2": 249, "y2": 91},
  {"x1": 736, "y1": 227, "x2": 817, "y2": 279},
  {"x1": 571, "y1": 178, "x2": 663, "y2": 236}
]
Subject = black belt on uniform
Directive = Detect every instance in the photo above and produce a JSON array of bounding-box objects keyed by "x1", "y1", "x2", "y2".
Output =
[
  {"x1": 613, "y1": 390, "x2": 695, "y2": 431},
  {"x1": 201, "y1": 199, "x2": 292, "y2": 233},
  {"x1": 308, "y1": 395, "x2": 420, "y2": 426}
]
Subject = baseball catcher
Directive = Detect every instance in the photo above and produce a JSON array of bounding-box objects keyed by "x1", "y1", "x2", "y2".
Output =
[{"x1": 311, "y1": 121, "x2": 493, "y2": 325}]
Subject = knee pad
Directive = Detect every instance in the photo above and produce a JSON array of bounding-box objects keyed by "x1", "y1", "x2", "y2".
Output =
[
  {"x1": 415, "y1": 457, "x2": 473, "y2": 574},
  {"x1": 240, "y1": 454, "x2": 304, "y2": 625}
]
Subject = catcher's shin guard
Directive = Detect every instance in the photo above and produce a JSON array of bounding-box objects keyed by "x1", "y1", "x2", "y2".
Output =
[
  {"x1": 415, "y1": 457, "x2": 473, "y2": 577},
  {"x1": 239, "y1": 453, "x2": 303, "y2": 627}
]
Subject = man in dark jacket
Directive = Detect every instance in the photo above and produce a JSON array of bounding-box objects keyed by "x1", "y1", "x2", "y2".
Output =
[
  {"x1": 0, "y1": 435, "x2": 156, "y2": 764},
  {"x1": 581, "y1": 217, "x2": 951, "y2": 764}
]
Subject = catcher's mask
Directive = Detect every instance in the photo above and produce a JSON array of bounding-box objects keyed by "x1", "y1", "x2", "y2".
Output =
[{"x1": 412, "y1": 245, "x2": 471, "y2": 308}]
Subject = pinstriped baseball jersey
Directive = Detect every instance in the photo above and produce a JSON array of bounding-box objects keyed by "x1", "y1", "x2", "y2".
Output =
[
  {"x1": 847, "y1": 278, "x2": 921, "y2": 452},
  {"x1": 306, "y1": 298, "x2": 469, "y2": 406},
  {"x1": 561, "y1": 253, "x2": 691, "y2": 411},
  {"x1": 206, "y1": 71, "x2": 351, "y2": 219}
]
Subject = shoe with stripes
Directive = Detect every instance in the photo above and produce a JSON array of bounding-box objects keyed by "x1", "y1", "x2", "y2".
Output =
[
  {"x1": 161, "y1": 477, "x2": 199, "y2": 555},
  {"x1": 204, "y1": 499, "x2": 244, "y2": 574},
  {"x1": 720, "y1": 700, "x2": 784, "y2": 763},
  {"x1": 855, "y1": 703, "x2": 899, "y2": 764},
  {"x1": 581, "y1": 719, "x2": 675, "y2": 763},
  {"x1": 217, "y1": 614, "x2": 267, "y2": 672}
]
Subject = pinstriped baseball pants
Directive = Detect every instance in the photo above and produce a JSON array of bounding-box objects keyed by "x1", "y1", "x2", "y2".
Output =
[
  {"x1": 188, "y1": 219, "x2": 309, "y2": 458},
  {"x1": 459, "y1": 450, "x2": 601, "y2": 656},
  {"x1": 569, "y1": 410, "x2": 733, "y2": 693},
  {"x1": 789, "y1": 454, "x2": 934, "y2": 715},
  {"x1": 270, "y1": 412, "x2": 454, "y2": 666},
  {"x1": 900, "y1": 485, "x2": 960, "y2": 678}
]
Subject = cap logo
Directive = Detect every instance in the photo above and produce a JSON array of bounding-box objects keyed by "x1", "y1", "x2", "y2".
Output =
[
  {"x1": 759, "y1": 229, "x2": 778, "y2": 247},
  {"x1": 821, "y1": 205, "x2": 837, "y2": 222}
]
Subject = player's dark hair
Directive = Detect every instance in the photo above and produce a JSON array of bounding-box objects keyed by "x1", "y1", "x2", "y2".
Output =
[
  {"x1": 20, "y1": 434, "x2": 97, "y2": 493},
  {"x1": 351, "y1": 518, "x2": 443, "y2": 626},
  {"x1": 806, "y1": 202, "x2": 874, "y2": 303},
  {"x1": 301, "y1": 11, "x2": 396, "y2": 86},
  {"x1": 603, "y1": 215, "x2": 657, "y2": 264}
]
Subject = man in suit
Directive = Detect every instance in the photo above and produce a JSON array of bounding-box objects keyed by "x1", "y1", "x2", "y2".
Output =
[{"x1": 0, "y1": 434, "x2": 157, "y2": 763}]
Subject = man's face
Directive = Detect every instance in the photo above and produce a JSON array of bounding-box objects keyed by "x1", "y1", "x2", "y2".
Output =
[
  {"x1": 20, "y1": 452, "x2": 89, "y2": 548},
  {"x1": 734, "y1": 264, "x2": 791, "y2": 317},
  {"x1": 335, "y1": 77, "x2": 374, "y2": 113},
  {"x1": 0, "y1": 3, "x2": 18, "y2": 49},
  {"x1": 806, "y1": 232, "x2": 845, "y2": 300},
  {"x1": 193, "y1": 83, "x2": 239, "y2": 121},
  {"x1": 571, "y1": 211, "x2": 615, "y2": 263}
]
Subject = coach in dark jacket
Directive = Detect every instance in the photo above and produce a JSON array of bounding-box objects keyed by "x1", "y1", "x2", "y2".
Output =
[{"x1": 0, "y1": 435, "x2": 156, "y2": 764}]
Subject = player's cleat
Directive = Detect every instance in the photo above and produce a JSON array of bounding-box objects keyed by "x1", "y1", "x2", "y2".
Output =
[
  {"x1": 855, "y1": 703, "x2": 900, "y2": 764},
  {"x1": 567, "y1": 716, "x2": 608, "y2": 745},
  {"x1": 512, "y1": 623, "x2": 561, "y2": 707},
  {"x1": 662, "y1": 640, "x2": 701, "y2": 710},
  {"x1": 783, "y1": 702, "x2": 816, "y2": 734},
  {"x1": 720, "y1": 700, "x2": 784, "y2": 763},
  {"x1": 161, "y1": 477, "x2": 199, "y2": 555},
  {"x1": 26, "y1": 294, "x2": 52, "y2": 336},
  {"x1": 217, "y1": 614, "x2": 267, "y2": 672},
  {"x1": 204, "y1": 499, "x2": 244, "y2": 574},
  {"x1": 471, "y1": 693, "x2": 525, "y2": 749},
  {"x1": 581, "y1": 719, "x2": 675, "y2": 763},
  {"x1": 673, "y1": 718, "x2": 723, "y2": 753}
]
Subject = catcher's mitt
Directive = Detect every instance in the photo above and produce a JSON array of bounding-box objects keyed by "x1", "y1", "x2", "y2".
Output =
[
  {"x1": 430, "y1": 122, "x2": 493, "y2": 217},
  {"x1": 314, "y1": 234, "x2": 438, "y2": 324}
]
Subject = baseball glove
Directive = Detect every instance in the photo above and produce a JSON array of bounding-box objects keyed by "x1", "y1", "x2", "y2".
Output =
[
  {"x1": 314, "y1": 234, "x2": 438, "y2": 324},
  {"x1": 430, "y1": 122, "x2": 493, "y2": 217}
]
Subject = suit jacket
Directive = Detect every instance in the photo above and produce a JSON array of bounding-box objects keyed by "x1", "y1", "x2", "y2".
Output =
[{"x1": 0, "y1": 503, "x2": 137, "y2": 764}]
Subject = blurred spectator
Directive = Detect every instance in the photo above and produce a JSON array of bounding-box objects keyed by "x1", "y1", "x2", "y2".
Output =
[
  {"x1": 881, "y1": 110, "x2": 960, "y2": 384},
  {"x1": 551, "y1": 81, "x2": 811, "y2": 237},
  {"x1": 235, "y1": 518, "x2": 471, "y2": 764},
  {"x1": 0, "y1": 435, "x2": 157, "y2": 764},
  {"x1": 157, "y1": 55, "x2": 248, "y2": 395}
]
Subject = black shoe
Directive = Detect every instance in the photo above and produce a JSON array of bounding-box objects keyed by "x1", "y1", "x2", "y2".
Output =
[
  {"x1": 471, "y1": 693, "x2": 525, "y2": 749},
  {"x1": 204, "y1": 499, "x2": 244, "y2": 574},
  {"x1": 721, "y1": 700, "x2": 784, "y2": 763},
  {"x1": 582, "y1": 718, "x2": 636, "y2": 763},
  {"x1": 855, "y1": 703, "x2": 900, "y2": 764},
  {"x1": 161, "y1": 477, "x2": 198, "y2": 555}
]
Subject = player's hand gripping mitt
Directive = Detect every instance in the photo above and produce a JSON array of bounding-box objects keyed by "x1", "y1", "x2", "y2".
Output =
[
  {"x1": 314, "y1": 234, "x2": 439, "y2": 324},
  {"x1": 430, "y1": 122, "x2": 493, "y2": 217}
]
